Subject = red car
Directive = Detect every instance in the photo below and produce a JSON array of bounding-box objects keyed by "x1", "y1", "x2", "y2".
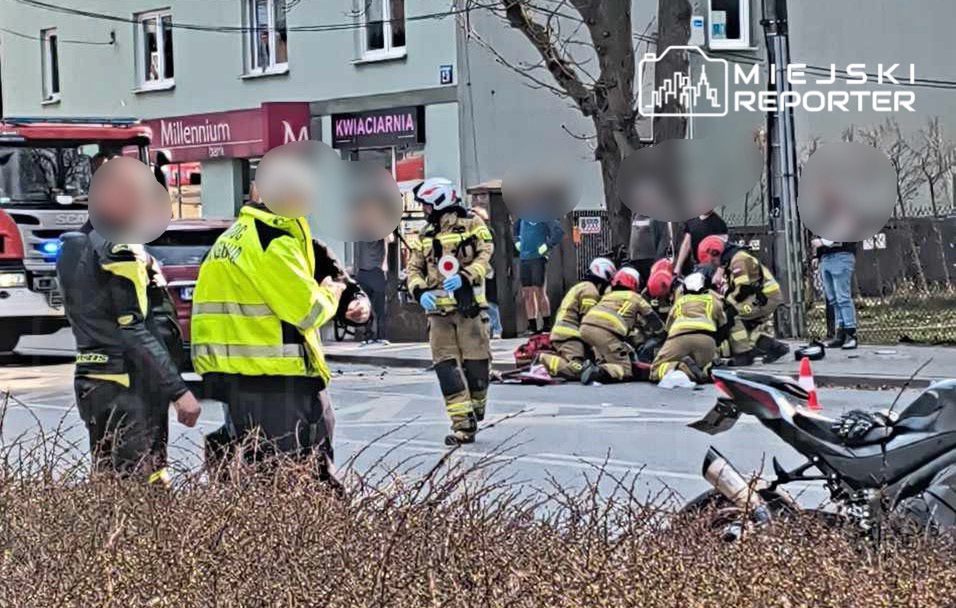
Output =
[{"x1": 146, "y1": 218, "x2": 233, "y2": 347}]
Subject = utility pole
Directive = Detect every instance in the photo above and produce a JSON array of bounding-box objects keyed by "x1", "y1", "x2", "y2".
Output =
[{"x1": 761, "y1": 0, "x2": 805, "y2": 338}]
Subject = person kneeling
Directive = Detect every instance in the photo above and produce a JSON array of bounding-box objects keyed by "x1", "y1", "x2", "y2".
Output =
[
  {"x1": 651, "y1": 270, "x2": 728, "y2": 388},
  {"x1": 579, "y1": 268, "x2": 664, "y2": 385}
]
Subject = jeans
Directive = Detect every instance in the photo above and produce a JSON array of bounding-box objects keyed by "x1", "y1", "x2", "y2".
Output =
[
  {"x1": 487, "y1": 303, "x2": 503, "y2": 337},
  {"x1": 357, "y1": 268, "x2": 388, "y2": 341},
  {"x1": 820, "y1": 252, "x2": 856, "y2": 330}
]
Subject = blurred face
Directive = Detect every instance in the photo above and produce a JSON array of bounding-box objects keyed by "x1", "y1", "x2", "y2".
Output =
[{"x1": 89, "y1": 156, "x2": 170, "y2": 243}]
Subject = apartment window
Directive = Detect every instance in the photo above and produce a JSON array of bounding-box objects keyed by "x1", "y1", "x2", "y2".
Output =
[
  {"x1": 41, "y1": 28, "x2": 60, "y2": 102},
  {"x1": 247, "y1": 0, "x2": 288, "y2": 74},
  {"x1": 708, "y1": 0, "x2": 750, "y2": 50},
  {"x1": 136, "y1": 10, "x2": 175, "y2": 88},
  {"x1": 363, "y1": 0, "x2": 406, "y2": 59}
]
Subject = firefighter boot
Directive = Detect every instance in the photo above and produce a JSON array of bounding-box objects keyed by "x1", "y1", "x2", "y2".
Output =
[
  {"x1": 723, "y1": 351, "x2": 757, "y2": 367},
  {"x1": 580, "y1": 361, "x2": 611, "y2": 385},
  {"x1": 756, "y1": 335, "x2": 790, "y2": 364},
  {"x1": 680, "y1": 356, "x2": 707, "y2": 383},
  {"x1": 445, "y1": 412, "x2": 478, "y2": 446}
]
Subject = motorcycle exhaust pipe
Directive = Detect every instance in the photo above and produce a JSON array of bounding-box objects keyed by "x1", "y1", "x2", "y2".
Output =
[{"x1": 702, "y1": 447, "x2": 772, "y2": 532}]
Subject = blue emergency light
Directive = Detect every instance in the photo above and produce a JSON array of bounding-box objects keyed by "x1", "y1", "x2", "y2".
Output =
[{"x1": 37, "y1": 240, "x2": 62, "y2": 258}]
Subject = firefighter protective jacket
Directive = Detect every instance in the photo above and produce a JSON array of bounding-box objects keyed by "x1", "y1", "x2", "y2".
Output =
[
  {"x1": 550, "y1": 280, "x2": 602, "y2": 341},
  {"x1": 581, "y1": 289, "x2": 663, "y2": 342},
  {"x1": 406, "y1": 208, "x2": 494, "y2": 315},
  {"x1": 723, "y1": 248, "x2": 782, "y2": 312},
  {"x1": 664, "y1": 290, "x2": 728, "y2": 338},
  {"x1": 190, "y1": 205, "x2": 340, "y2": 384},
  {"x1": 57, "y1": 230, "x2": 187, "y2": 403}
]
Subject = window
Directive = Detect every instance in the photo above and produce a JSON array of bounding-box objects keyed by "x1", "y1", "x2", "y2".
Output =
[
  {"x1": 708, "y1": 0, "x2": 750, "y2": 50},
  {"x1": 41, "y1": 28, "x2": 60, "y2": 102},
  {"x1": 247, "y1": 0, "x2": 288, "y2": 74},
  {"x1": 136, "y1": 10, "x2": 175, "y2": 88},
  {"x1": 362, "y1": 0, "x2": 406, "y2": 59}
]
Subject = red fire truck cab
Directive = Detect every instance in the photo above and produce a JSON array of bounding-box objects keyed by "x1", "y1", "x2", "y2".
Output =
[{"x1": 0, "y1": 117, "x2": 151, "y2": 353}]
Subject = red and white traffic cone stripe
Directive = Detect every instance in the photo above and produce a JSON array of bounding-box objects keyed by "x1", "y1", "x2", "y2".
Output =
[{"x1": 798, "y1": 356, "x2": 821, "y2": 411}]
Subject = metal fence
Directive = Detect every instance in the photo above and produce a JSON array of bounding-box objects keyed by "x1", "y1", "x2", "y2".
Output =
[
  {"x1": 731, "y1": 215, "x2": 956, "y2": 345},
  {"x1": 566, "y1": 205, "x2": 956, "y2": 345}
]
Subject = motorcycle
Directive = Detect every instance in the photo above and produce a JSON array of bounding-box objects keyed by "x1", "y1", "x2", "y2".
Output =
[{"x1": 683, "y1": 368, "x2": 956, "y2": 539}]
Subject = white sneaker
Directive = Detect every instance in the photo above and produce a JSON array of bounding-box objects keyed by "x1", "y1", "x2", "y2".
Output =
[{"x1": 658, "y1": 370, "x2": 696, "y2": 389}]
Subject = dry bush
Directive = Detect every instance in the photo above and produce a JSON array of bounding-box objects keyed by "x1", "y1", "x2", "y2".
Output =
[{"x1": 0, "y1": 413, "x2": 955, "y2": 607}]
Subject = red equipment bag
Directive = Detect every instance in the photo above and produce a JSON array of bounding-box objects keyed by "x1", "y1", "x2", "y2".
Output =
[{"x1": 514, "y1": 334, "x2": 553, "y2": 367}]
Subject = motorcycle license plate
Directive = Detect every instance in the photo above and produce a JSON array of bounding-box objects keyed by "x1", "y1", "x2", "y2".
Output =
[{"x1": 179, "y1": 286, "x2": 194, "y2": 301}]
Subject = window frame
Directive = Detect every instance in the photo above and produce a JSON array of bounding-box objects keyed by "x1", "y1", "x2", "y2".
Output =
[
  {"x1": 40, "y1": 27, "x2": 61, "y2": 102},
  {"x1": 360, "y1": 0, "x2": 407, "y2": 61},
  {"x1": 135, "y1": 9, "x2": 175, "y2": 90},
  {"x1": 245, "y1": 0, "x2": 289, "y2": 76},
  {"x1": 707, "y1": 0, "x2": 751, "y2": 51}
]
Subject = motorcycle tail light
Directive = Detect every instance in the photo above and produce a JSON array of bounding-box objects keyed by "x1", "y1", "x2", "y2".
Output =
[{"x1": 714, "y1": 379, "x2": 733, "y2": 399}]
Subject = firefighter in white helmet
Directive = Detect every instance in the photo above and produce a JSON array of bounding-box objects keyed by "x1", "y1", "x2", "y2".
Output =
[
  {"x1": 537, "y1": 257, "x2": 617, "y2": 380},
  {"x1": 406, "y1": 178, "x2": 495, "y2": 445}
]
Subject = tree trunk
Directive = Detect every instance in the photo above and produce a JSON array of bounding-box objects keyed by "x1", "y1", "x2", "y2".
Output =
[
  {"x1": 653, "y1": 0, "x2": 691, "y2": 142},
  {"x1": 594, "y1": 118, "x2": 631, "y2": 247}
]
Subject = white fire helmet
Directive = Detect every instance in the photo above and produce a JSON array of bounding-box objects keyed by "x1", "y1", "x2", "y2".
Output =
[
  {"x1": 588, "y1": 257, "x2": 617, "y2": 283},
  {"x1": 413, "y1": 177, "x2": 460, "y2": 211},
  {"x1": 683, "y1": 271, "x2": 707, "y2": 294}
]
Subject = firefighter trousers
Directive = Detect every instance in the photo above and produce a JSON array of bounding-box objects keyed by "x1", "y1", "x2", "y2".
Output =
[
  {"x1": 728, "y1": 299, "x2": 781, "y2": 355},
  {"x1": 539, "y1": 337, "x2": 588, "y2": 380},
  {"x1": 428, "y1": 311, "x2": 491, "y2": 430},
  {"x1": 651, "y1": 333, "x2": 718, "y2": 383},
  {"x1": 580, "y1": 325, "x2": 633, "y2": 382}
]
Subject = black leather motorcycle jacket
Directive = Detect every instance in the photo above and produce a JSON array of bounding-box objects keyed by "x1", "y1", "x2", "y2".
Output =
[{"x1": 57, "y1": 229, "x2": 188, "y2": 403}]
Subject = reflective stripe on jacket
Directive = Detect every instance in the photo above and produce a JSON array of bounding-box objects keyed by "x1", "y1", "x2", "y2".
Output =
[
  {"x1": 581, "y1": 290, "x2": 655, "y2": 338},
  {"x1": 727, "y1": 250, "x2": 781, "y2": 303},
  {"x1": 190, "y1": 205, "x2": 340, "y2": 383},
  {"x1": 666, "y1": 291, "x2": 727, "y2": 337},
  {"x1": 406, "y1": 208, "x2": 494, "y2": 315},
  {"x1": 550, "y1": 280, "x2": 601, "y2": 341}
]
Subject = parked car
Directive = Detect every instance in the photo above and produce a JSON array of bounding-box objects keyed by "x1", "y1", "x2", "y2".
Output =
[{"x1": 146, "y1": 219, "x2": 232, "y2": 349}]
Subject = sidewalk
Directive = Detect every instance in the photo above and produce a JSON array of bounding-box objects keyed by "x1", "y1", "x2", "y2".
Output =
[{"x1": 324, "y1": 338, "x2": 956, "y2": 389}]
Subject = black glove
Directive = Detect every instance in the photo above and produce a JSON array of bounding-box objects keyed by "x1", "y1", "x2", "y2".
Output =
[{"x1": 831, "y1": 410, "x2": 889, "y2": 445}]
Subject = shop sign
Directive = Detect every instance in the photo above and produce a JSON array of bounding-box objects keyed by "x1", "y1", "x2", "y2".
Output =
[
  {"x1": 144, "y1": 102, "x2": 310, "y2": 162},
  {"x1": 331, "y1": 106, "x2": 425, "y2": 149}
]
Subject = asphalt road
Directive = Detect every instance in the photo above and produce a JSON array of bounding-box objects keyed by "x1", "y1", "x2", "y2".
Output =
[{"x1": 0, "y1": 360, "x2": 917, "y2": 508}]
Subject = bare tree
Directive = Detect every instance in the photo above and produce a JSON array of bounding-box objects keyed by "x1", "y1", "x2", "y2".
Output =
[
  {"x1": 858, "y1": 119, "x2": 928, "y2": 290},
  {"x1": 912, "y1": 118, "x2": 956, "y2": 285},
  {"x1": 460, "y1": 0, "x2": 689, "y2": 244}
]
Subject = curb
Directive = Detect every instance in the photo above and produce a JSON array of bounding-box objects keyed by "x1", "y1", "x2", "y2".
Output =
[{"x1": 325, "y1": 353, "x2": 940, "y2": 389}]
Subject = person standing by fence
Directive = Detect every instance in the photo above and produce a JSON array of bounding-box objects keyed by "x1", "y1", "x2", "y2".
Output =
[
  {"x1": 813, "y1": 237, "x2": 859, "y2": 350},
  {"x1": 514, "y1": 217, "x2": 564, "y2": 334}
]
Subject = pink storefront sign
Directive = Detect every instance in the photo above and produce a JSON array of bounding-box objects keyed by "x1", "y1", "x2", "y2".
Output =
[{"x1": 144, "y1": 102, "x2": 311, "y2": 163}]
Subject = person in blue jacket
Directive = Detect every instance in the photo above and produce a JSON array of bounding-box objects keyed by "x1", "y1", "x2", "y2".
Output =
[{"x1": 514, "y1": 217, "x2": 564, "y2": 334}]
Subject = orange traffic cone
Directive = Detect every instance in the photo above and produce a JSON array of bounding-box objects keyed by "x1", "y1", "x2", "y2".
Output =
[{"x1": 798, "y1": 356, "x2": 821, "y2": 411}]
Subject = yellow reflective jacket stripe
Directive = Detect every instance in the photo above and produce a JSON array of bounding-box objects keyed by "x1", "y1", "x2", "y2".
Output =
[
  {"x1": 191, "y1": 206, "x2": 333, "y2": 383},
  {"x1": 584, "y1": 310, "x2": 629, "y2": 335}
]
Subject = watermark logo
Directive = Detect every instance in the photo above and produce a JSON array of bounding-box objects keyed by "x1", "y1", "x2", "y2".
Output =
[
  {"x1": 638, "y1": 46, "x2": 729, "y2": 117},
  {"x1": 638, "y1": 45, "x2": 917, "y2": 117}
]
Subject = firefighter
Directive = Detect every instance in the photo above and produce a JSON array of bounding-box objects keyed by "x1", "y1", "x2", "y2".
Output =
[
  {"x1": 650, "y1": 270, "x2": 727, "y2": 385},
  {"x1": 538, "y1": 257, "x2": 617, "y2": 380},
  {"x1": 57, "y1": 225, "x2": 200, "y2": 484},
  {"x1": 406, "y1": 178, "x2": 494, "y2": 446},
  {"x1": 698, "y1": 236, "x2": 789, "y2": 365},
  {"x1": 645, "y1": 258, "x2": 676, "y2": 319},
  {"x1": 191, "y1": 191, "x2": 369, "y2": 482},
  {"x1": 579, "y1": 267, "x2": 665, "y2": 385}
]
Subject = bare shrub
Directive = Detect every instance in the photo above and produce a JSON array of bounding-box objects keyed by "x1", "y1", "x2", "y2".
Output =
[{"x1": 0, "y1": 405, "x2": 955, "y2": 607}]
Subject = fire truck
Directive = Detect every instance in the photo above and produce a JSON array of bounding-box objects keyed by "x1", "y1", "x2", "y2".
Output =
[{"x1": 0, "y1": 117, "x2": 151, "y2": 353}]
